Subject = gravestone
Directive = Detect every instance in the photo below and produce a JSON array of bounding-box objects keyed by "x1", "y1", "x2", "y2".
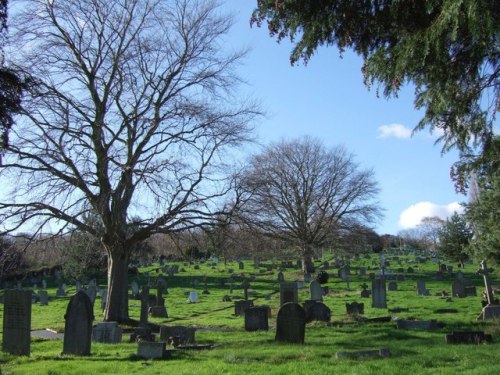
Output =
[
  {"x1": 445, "y1": 331, "x2": 493, "y2": 344},
  {"x1": 63, "y1": 291, "x2": 94, "y2": 356},
  {"x1": 100, "y1": 289, "x2": 107, "y2": 311},
  {"x1": 346, "y1": 302, "x2": 364, "y2": 316},
  {"x1": 92, "y1": 322, "x2": 122, "y2": 343},
  {"x1": 407, "y1": 267, "x2": 414, "y2": 273},
  {"x1": 244, "y1": 307, "x2": 269, "y2": 331},
  {"x1": 396, "y1": 320, "x2": 439, "y2": 330},
  {"x1": 387, "y1": 281, "x2": 398, "y2": 291},
  {"x1": 477, "y1": 259, "x2": 500, "y2": 320},
  {"x1": 359, "y1": 267, "x2": 367, "y2": 277},
  {"x1": 238, "y1": 262, "x2": 244, "y2": 270},
  {"x1": 336, "y1": 348, "x2": 391, "y2": 359},
  {"x1": 39, "y1": 290, "x2": 49, "y2": 306},
  {"x1": 452, "y1": 279, "x2": 466, "y2": 298},
  {"x1": 417, "y1": 280, "x2": 430, "y2": 296},
  {"x1": 150, "y1": 278, "x2": 168, "y2": 318},
  {"x1": 2, "y1": 290, "x2": 32, "y2": 356},
  {"x1": 309, "y1": 280, "x2": 323, "y2": 301},
  {"x1": 234, "y1": 300, "x2": 254, "y2": 316},
  {"x1": 303, "y1": 300, "x2": 331, "y2": 323},
  {"x1": 275, "y1": 303, "x2": 306, "y2": 344},
  {"x1": 159, "y1": 326, "x2": 196, "y2": 345},
  {"x1": 130, "y1": 281, "x2": 140, "y2": 298},
  {"x1": 84, "y1": 285, "x2": 97, "y2": 307},
  {"x1": 187, "y1": 291, "x2": 199, "y2": 303},
  {"x1": 371, "y1": 278, "x2": 387, "y2": 308},
  {"x1": 277, "y1": 271, "x2": 284, "y2": 282},
  {"x1": 137, "y1": 341, "x2": 169, "y2": 359},
  {"x1": 279, "y1": 282, "x2": 298, "y2": 306}
]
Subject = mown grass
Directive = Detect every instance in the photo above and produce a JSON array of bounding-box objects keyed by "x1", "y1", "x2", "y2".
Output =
[{"x1": 0, "y1": 253, "x2": 499, "y2": 374}]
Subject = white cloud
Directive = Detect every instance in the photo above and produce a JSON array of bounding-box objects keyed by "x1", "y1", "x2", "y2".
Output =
[
  {"x1": 377, "y1": 123, "x2": 412, "y2": 139},
  {"x1": 398, "y1": 201, "x2": 464, "y2": 229}
]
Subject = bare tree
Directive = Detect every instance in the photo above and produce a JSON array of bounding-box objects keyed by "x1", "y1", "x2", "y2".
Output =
[
  {"x1": 238, "y1": 137, "x2": 382, "y2": 273},
  {"x1": 0, "y1": 0, "x2": 258, "y2": 322}
]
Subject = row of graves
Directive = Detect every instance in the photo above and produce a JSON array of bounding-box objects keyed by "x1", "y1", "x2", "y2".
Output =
[{"x1": 1, "y1": 253, "x2": 499, "y2": 362}]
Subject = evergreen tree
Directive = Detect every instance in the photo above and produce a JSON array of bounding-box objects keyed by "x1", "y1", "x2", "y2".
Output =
[
  {"x1": 252, "y1": 0, "x2": 499, "y2": 152},
  {"x1": 436, "y1": 212, "x2": 473, "y2": 266}
]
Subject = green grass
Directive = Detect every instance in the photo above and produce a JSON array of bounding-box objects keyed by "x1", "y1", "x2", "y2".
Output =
[{"x1": 0, "y1": 253, "x2": 499, "y2": 374}]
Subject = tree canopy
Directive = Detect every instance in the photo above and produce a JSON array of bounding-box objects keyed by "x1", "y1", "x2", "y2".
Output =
[
  {"x1": 1, "y1": 0, "x2": 258, "y2": 322},
  {"x1": 436, "y1": 211, "x2": 473, "y2": 265},
  {"x1": 238, "y1": 137, "x2": 382, "y2": 272},
  {"x1": 252, "y1": 0, "x2": 499, "y2": 152}
]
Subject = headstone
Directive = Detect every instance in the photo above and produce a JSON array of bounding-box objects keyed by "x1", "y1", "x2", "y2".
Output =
[
  {"x1": 238, "y1": 262, "x2": 244, "y2": 270},
  {"x1": 137, "y1": 341, "x2": 169, "y2": 359},
  {"x1": 371, "y1": 278, "x2": 387, "y2": 308},
  {"x1": 445, "y1": 331, "x2": 493, "y2": 344},
  {"x1": 303, "y1": 300, "x2": 331, "y2": 323},
  {"x1": 275, "y1": 303, "x2": 306, "y2": 344},
  {"x1": 38, "y1": 290, "x2": 49, "y2": 306},
  {"x1": 452, "y1": 279, "x2": 466, "y2": 298},
  {"x1": 84, "y1": 285, "x2": 97, "y2": 307},
  {"x1": 279, "y1": 282, "x2": 298, "y2": 306},
  {"x1": 387, "y1": 281, "x2": 398, "y2": 291},
  {"x1": 396, "y1": 320, "x2": 440, "y2": 330},
  {"x1": 234, "y1": 300, "x2": 254, "y2": 316},
  {"x1": 359, "y1": 267, "x2": 367, "y2": 277},
  {"x1": 336, "y1": 348, "x2": 391, "y2": 359},
  {"x1": 187, "y1": 291, "x2": 199, "y2": 303},
  {"x1": 63, "y1": 291, "x2": 94, "y2": 356},
  {"x1": 407, "y1": 267, "x2": 414, "y2": 273},
  {"x1": 139, "y1": 286, "x2": 150, "y2": 328},
  {"x1": 417, "y1": 280, "x2": 430, "y2": 296},
  {"x1": 100, "y1": 289, "x2": 107, "y2": 311},
  {"x1": 244, "y1": 307, "x2": 269, "y2": 331},
  {"x1": 346, "y1": 302, "x2": 364, "y2": 316},
  {"x1": 277, "y1": 271, "x2": 284, "y2": 282},
  {"x1": 159, "y1": 326, "x2": 196, "y2": 345},
  {"x1": 309, "y1": 280, "x2": 323, "y2": 301},
  {"x1": 2, "y1": 290, "x2": 32, "y2": 356},
  {"x1": 92, "y1": 322, "x2": 122, "y2": 343}
]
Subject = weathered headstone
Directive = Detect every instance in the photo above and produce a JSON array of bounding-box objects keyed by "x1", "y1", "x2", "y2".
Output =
[
  {"x1": 63, "y1": 291, "x2": 94, "y2": 356},
  {"x1": 234, "y1": 300, "x2": 254, "y2": 316},
  {"x1": 159, "y1": 326, "x2": 196, "y2": 345},
  {"x1": 346, "y1": 302, "x2": 364, "y2": 316},
  {"x1": 371, "y1": 278, "x2": 387, "y2": 308},
  {"x1": 244, "y1": 306, "x2": 269, "y2": 331},
  {"x1": 309, "y1": 280, "x2": 323, "y2": 301},
  {"x1": 417, "y1": 280, "x2": 430, "y2": 296},
  {"x1": 396, "y1": 320, "x2": 439, "y2": 330},
  {"x1": 452, "y1": 279, "x2": 466, "y2": 298},
  {"x1": 137, "y1": 341, "x2": 169, "y2": 359},
  {"x1": 131, "y1": 280, "x2": 140, "y2": 298},
  {"x1": 238, "y1": 261, "x2": 244, "y2": 270},
  {"x1": 39, "y1": 290, "x2": 49, "y2": 306},
  {"x1": 275, "y1": 303, "x2": 306, "y2": 344},
  {"x1": 303, "y1": 300, "x2": 331, "y2": 323},
  {"x1": 445, "y1": 331, "x2": 493, "y2": 344},
  {"x1": 92, "y1": 322, "x2": 122, "y2": 343},
  {"x1": 279, "y1": 282, "x2": 298, "y2": 306},
  {"x1": 336, "y1": 348, "x2": 391, "y2": 359},
  {"x1": 187, "y1": 291, "x2": 199, "y2": 303},
  {"x1": 387, "y1": 281, "x2": 398, "y2": 291},
  {"x1": 277, "y1": 271, "x2": 284, "y2": 282},
  {"x1": 2, "y1": 290, "x2": 32, "y2": 356}
]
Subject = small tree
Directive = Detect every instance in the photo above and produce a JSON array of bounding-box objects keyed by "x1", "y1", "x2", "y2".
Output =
[{"x1": 436, "y1": 212, "x2": 473, "y2": 267}]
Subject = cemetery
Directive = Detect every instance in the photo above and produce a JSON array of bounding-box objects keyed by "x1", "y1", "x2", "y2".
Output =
[{"x1": 0, "y1": 252, "x2": 499, "y2": 374}]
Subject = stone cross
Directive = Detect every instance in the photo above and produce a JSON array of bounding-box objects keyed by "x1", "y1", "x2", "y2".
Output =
[{"x1": 477, "y1": 259, "x2": 494, "y2": 305}]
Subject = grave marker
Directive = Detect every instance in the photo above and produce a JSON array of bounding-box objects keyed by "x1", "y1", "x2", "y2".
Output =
[
  {"x1": 2, "y1": 290, "x2": 32, "y2": 356},
  {"x1": 63, "y1": 291, "x2": 94, "y2": 356},
  {"x1": 275, "y1": 303, "x2": 306, "y2": 344},
  {"x1": 371, "y1": 278, "x2": 387, "y2": 308}
]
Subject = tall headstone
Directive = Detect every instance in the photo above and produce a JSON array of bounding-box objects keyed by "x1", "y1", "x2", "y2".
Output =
[
  {"x1": 309, "y1": 280, "x2": 323, "y2": 301},
  {"x1": 63, "y1": 291, "x2": 94, "y2": 356},
  {"x1": 417, "y1": 280, "x2": 430, "y2": 296},
  {"x1": 275, "y1": 303, "x2": 306, "y2": 344},
  {"x1": 39, "y1": 290, "x2": 49, "y2": 306},
  {"x1": 371, "y1": 278, "x2": 387, "y2": 308},
  {"x1": 279, "y1": 282, "x2": 298, "y2": 306},
  {"x1": 2, "y1": 290, "x2": 32, "y2": 356}
]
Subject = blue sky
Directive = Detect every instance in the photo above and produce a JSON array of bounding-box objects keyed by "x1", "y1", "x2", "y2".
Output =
[{"x1": 224, "y1": 1, "x2": 465, "y2": 235}]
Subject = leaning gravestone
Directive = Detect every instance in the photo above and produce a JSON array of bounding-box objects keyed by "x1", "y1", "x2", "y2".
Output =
[
  {"x1": 2, "y1": 289, "x2": 32, "y2": 356},
  {"x1": 275, "y1": 303, "x2": 306, "y2": 344},
  {"x1": 244, "y1": 306, "x2": 269, "y2": 331},
  {"x1": 371, "y1": 278, "x2": 387, "y2": 308},
  {"x1": 63, "y1": 291, "x2": 94, "y2": 356},
  {"x1": 279, "y1": 282, "x2": 298, "y2": 306}
]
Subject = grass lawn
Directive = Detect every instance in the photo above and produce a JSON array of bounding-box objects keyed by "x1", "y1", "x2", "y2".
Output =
[{"x1": 1, "y1": 253, "x2": 499, "y2": 374}]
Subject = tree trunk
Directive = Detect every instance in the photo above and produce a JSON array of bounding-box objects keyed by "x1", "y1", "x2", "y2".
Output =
[
  {"x1": 301, "y1": 244, "x2": 315, "y2": 274},
  {"x1": 104, "y1": 248, "x2": 130, "y2": 323}
]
